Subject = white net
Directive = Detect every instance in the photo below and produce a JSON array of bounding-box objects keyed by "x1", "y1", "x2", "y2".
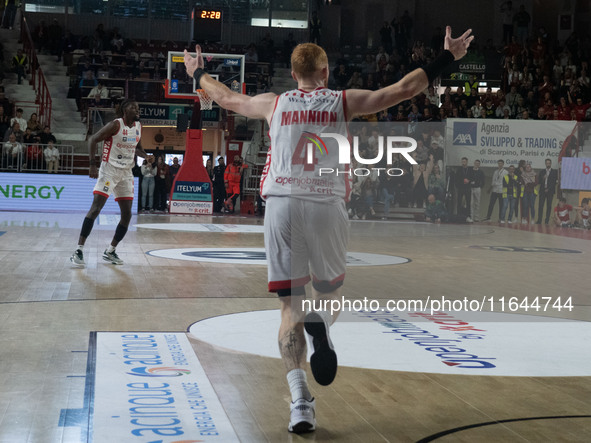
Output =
[{"x1": 196, "y1": 89, "x2": 213, "y2": 110}]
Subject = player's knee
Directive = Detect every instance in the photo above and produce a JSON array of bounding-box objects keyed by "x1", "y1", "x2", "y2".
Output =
[
  {"x1": 312, "y1": 279, "x2": 344, "y2": 294},
  {"x1": 87, "y1": 206, "x2": 101, "y2": 219}
]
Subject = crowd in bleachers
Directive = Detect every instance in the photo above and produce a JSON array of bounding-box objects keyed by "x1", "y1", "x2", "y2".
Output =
[{"x1": 329, "y1": 22, "x2": 591, "y2": 124}]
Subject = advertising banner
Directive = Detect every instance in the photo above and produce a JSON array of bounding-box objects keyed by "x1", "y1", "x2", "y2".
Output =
[
  {"x1": 0, "y1": 173, "x2": 138, "y2": 213},
  {"x1": 445, "y1": 118, "x2": 577, "y2": 168},
  {"x1": 561, "y1": 157, "x2": 591, "y2": 190}
]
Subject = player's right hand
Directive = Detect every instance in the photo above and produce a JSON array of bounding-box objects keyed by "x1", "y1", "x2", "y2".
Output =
[
  {"x1": 183, "y1": 45, "x2": 204, "y2": 78},
  {"x1": 444, "y1": 26, "x2": 474, "y2": 61},
  {"x1": 89, "y1": 165, "x2": 98, "y2": 179}
]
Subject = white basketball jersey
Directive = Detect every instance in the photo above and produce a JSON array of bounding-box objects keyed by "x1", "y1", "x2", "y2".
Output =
[
  {"x1": 261, "y1": 88, "x2": 350, "y2": 203},
  {"x1": 101, "y1": 118, "x2": 141, "y2": 169}
]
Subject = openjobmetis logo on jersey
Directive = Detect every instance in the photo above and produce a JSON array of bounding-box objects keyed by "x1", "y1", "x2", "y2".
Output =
[{"x1": 298, "y1": 132, "x2": 418, "y2": 177}]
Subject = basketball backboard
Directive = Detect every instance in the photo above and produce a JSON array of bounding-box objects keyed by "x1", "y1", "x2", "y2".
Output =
[{"x1": 166, "y1": 51, "x2": 245, "y2": 100}]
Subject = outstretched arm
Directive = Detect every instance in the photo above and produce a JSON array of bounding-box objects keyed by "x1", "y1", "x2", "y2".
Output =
[
  {"x1": 184, "y1": 46, "x2": 277, "y2": 123},
  {"x1": 346, "y1": 26, "x2": 474, "y2": 119}
]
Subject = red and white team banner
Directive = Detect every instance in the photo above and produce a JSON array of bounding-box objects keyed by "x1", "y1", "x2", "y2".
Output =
[
  {"x1": 445, "y1": 118, "x2": 578, "y2": 168},
  {"x1": 93, "y1": 332, "x2": 237, "y2": 442}
]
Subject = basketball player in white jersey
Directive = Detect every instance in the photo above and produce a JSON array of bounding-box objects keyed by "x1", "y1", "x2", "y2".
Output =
[
  {"x1": 70, "y1": 99, "x2": 147, "y2": 266},
  {"x1": 184, "y1": 26, "x2": 473, "y2": 433}
]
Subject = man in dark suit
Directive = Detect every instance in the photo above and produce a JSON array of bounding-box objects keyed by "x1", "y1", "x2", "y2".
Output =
[{"x1": 536, "y1": 158, "x2": 558, "y2": 224}]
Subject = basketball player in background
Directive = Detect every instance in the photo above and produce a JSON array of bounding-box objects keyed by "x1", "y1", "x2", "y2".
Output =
[
  {"x1": 70, "y1": 99, "x2": 147, "y2": 266},
  {"x1": 184, "y1": 26, "x2": 473, "y2": 433}
]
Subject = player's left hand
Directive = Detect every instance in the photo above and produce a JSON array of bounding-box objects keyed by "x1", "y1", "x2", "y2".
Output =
[
  {"x1": 444, "y1": 26, "x2": 474, "y2": 61},
  {"x1": 183, "y1": 45, "x2": 204, "y2": 78}
]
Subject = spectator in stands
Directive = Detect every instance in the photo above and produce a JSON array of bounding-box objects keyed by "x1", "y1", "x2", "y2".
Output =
[
  {"x1": 359, "y1": 176, "x2": 376, "y2": 219},
  {"x1": 500, "y1": 1, "x2": 514, "y2": 44},
  {"x1": 88, "y1": 82, "x2": 109, "y2": 99},
  {"x1": 427, "y1": 160, "x2": 445, "y2": 202},
  {"x1": 11, "y1": 49, "x2": 28, "y2": 85},
  {"x1": 2, "y1": 133, "x2": 22, "y2": 170},
  {"x1": 334, "y1": 64, "x2": 349, "y2": 90},
  {"x1": 25, "y1": 142, "x2": 44, "y2": 171},
  {"x1": 0, "y1": 89, "x2": 12, "y2": 116},
  {"x1": 110, "y1": 29, "x2": 125, "y2": 54},
  {"x1": 154, "y1": 156, "x2": 171, "y2": 212},
  {"x1": 501, "y1": 165, "x2": 519, "y2": 223},
  {"x1": 169, "y1": 157, "x2": 181, "y2": 187},
  {"x1": 1, "y1": 0, "x2": 17, "y2": 29},
  {"x1": 455, "y1": 157, "x2": 472, "y2": 220},
  {"x1": 134, "y1": 60, "x2": 151, "y2": 79},
  {"x1": 574, "y1": 198, "x2": 590, "y2": 229},
  {"x1": 425, "y1": 193, "x2": 447, "y2": 223},
  {"x1": 33, "y1": 20, "x2": 48, "y2": 52},
  {"x1": 379, "y1": 21, "x2": 393, "y2": 54},
  {"x1": 470, "y1": 160, "x2": 485, "y2": 222},
  {"x1": 205, "y1": 158, "x2": 214, "y2": 181},
  {"x1": 212, "y1": 156, "x2": 226, "y2": 213},
  {"x1": 23, "y1": 127, "x2": 38, "y2": 145},
  {"x1": 484, "y1": 160, "x2": 507, "y2": 222},
  {"x1": 347, "y1": 71, "x2": 363, "y2": 89},
  {"x1": 428, "y1": 139, "x2": 444, "y2": 172},
  {"x1": 114, "y1": 61, "x2": 131, "y2": 79},
  {"x1": 0, "y1": 106, "x2": 9, "y2": 137},
  {"x1": 412, "y1": 161, "x2": 430, "y2": 209},
  {"x1": 521, "y1": 163, "x2": 537, "y2": 223},
  {"x1": 78, "y1": 71, "x2": 97, "y2": 115},
  {"x1": 360, "y1": 55, "x2": 376, "y2": 76},
  {"x1": 4, "y1": 121, "x2": 23, "y2": 142},
  {"x1": 495, "y1": 99, "x2": 512, "y2": 118},
  {"x1": 245, "y1": 44, "x2": 259, "y2": 63},
  {"x1": 140, "y1": 155, "x2": 156, "y2": 212},
  {"x1": 570, "y1": 96, "x2": 590, "y2": 121},
  {"x1": 282, "y1": 33, "x2": 297, "y2": 67},
  {"x1": 379, "y1": 173, "x2": 396, "y2": 220},
  {"x1": 10, "y1": 108, "x2": 26, "y2": 131},
  {"x1": 537, "y1": 158, "x2": 558, "y2": 224},
  {"x1": 514, "y1": 5, "x2": 531, "y2": 44},
  {"x1": 44, "y1": 140, "x2": 60, "y2": 173},
  {"x1": 27, "y1": 112, "x2": 42, "y2": 134},
  {"x1": 48, "y1": 19, "x2": 63, "y2": 61},
  {"x1": 553, "y1": 198, "x2": 573, "y2": 227},
  {"x1": 39, "y1": 126, "x2": 57, "y2": 145}
]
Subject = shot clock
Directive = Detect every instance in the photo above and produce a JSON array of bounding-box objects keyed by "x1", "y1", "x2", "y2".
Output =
[{"x1": 191, "y1": 8, "x2": 223, "y2": 43}]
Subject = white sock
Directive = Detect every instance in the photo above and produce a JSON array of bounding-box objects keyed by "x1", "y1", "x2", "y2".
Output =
[
  {"x1": 287, "y1": 369, "x2": 312, "y2": 402},
  {"x1": 317, "y1": 309, "x2": 333, "y2": 326},
  {"x1": 77, "y1": 245, "x2": 84, "y2": 251},
  {"x1": 107, "y1": 245, "x2": 116, "y2": 253}
]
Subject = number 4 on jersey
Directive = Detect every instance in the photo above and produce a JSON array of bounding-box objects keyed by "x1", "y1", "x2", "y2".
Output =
[{"x1": 292, "y1": 132, "x2": 325, "y2": 171}]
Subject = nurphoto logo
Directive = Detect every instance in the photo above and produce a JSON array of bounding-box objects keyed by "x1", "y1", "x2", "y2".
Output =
[{"x1": 302, "y1": 132, "x2": 418, "y2": 177}]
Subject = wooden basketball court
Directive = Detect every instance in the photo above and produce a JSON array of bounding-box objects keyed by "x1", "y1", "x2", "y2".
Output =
[{"x1": 0, "y1": 211, "x2": 590, "y2": 442}]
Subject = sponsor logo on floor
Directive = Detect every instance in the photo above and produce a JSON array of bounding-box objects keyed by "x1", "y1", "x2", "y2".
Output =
[
  {"x1": 136, "y1": 223, "x2": 265, "y2": 233},
  {"x1": 91, "y1": 332, "x2": 237, "y2": 442},
  {"x1": 189, "y1": 310, "x2": 591, "y2": 376},
  {"x1": 146, "y1": 248, "x2": 410, "y2": 266},
  {"x1": 470, "y1": 245, "x2": 582, "y2": 253}
]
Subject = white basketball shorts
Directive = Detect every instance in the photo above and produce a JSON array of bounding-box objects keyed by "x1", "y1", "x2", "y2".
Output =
[
  {"x1": 264, "y1": 196, "x2": 349, "y2": 294},
  {"x1": 93, "y1": 162, "x2": 134, "y2": 201}
]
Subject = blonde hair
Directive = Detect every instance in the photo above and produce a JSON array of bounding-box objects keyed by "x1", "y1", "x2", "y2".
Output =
[{"x1": 291, "y1": 43, "x2": 328, "y2": 77}]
